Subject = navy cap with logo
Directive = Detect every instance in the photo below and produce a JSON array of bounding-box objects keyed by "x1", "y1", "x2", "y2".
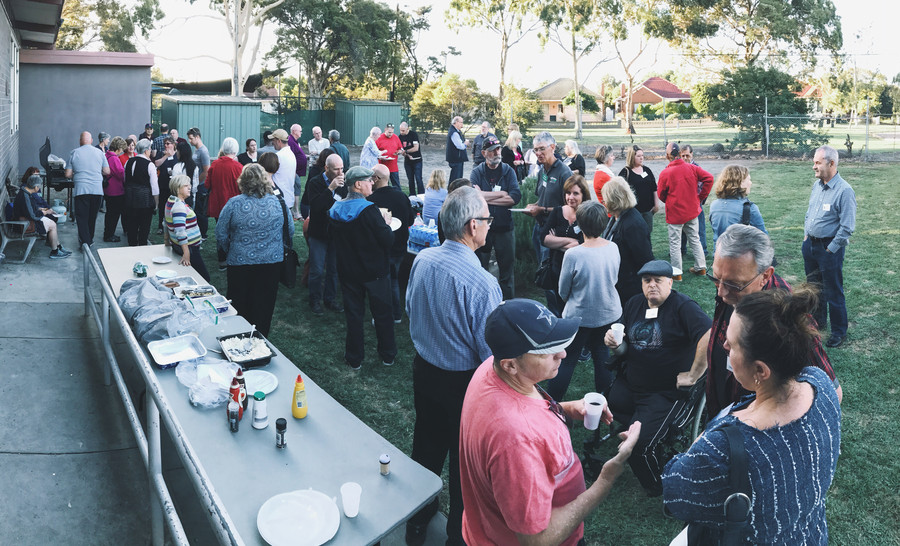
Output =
[
  {"x1": 482, "y1": 136, "x2": 502, "y2": 152},
  {"x1": 485, "y1": 299, "x2": 580, "y2": 360}
]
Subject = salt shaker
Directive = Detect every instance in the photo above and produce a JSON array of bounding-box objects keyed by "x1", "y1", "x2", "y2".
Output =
[{"x1": 252, "y1": 391, "x2": 269, "y2": 430}]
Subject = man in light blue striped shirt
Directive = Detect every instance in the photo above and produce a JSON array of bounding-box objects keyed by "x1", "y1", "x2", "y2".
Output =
[
  {"x1": 404, "y1": 186, "x2": 502, "y2": 546},
  {"x1": 802, "y1": 145, "x2": 856, "y2": 348}
]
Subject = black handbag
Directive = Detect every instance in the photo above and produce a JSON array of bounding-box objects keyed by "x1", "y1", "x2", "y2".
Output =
[
  {"x1": 276, "y1": 193, "x2": 299, "y2": 289},
  {"x1": 686, "y1": 425, "x2": 752, "y2": 545},
  {"x1": 534, "y1": 256, "x2": 557, "y2": 290}
]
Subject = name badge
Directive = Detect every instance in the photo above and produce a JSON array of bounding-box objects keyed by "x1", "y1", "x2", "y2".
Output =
[
  {"x1": 492, "y1": 185, "x2": 500, "y2": 192},
  {"x1": 823, "y1": 203, "x2": 831, "y2": 211},
  {"x1": 542, "y1": 180, "x2": 547, "y2": 188},
  {"x1": 645, "y1": 308, "x2": 658, "y2": 319},
  {"x1": 726, "y1": 355, "x2": 733, "y2": 373},
  {"x1": 573, "y1": 225, "x2": 582, "y2": 234}
]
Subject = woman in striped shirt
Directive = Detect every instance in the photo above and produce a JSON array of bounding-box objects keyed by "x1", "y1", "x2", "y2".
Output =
[
  {"x1": 165, "y1": 174, "x2": 210, "y2": 282},
  {"x1": 663, "y1": 286, "x2": 840, "y2": 545}
]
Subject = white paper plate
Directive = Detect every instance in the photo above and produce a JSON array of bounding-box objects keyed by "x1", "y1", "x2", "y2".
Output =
[
  {"x1": 258, "y1": 489, "x2": 340, "y2": 546},
  {"x1": 152, "y1": 256, "x2": 173, "y2": 264},
  {"x1": 390, "y1": 217, "x2": 402, "y2": 231},
  {"x1": 244, "y1": 369, "x2": 278, "y2": 395},
  {"x1": 156, "y1": 269, "x2": 178, "y2": 279}
]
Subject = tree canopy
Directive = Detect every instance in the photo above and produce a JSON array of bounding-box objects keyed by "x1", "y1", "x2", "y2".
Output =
[
  {"x1": 56, "y1": 0, "x2": 163, "y2": 52},
  {"x1": 409, "y1": 73, "x2": 496, "y2": 132}
]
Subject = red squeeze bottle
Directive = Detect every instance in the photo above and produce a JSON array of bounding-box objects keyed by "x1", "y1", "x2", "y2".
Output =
[
  {"x1": 229, "y1": 378, "x2": 244, "y2": 420},
  {"x1": 235, "y1": 368, "x2": 248, "y2": 411}
]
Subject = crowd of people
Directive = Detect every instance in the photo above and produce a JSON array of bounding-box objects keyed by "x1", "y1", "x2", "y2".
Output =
[{"x1": 32, "y1": 117, "x2": 856, "y2": 544}]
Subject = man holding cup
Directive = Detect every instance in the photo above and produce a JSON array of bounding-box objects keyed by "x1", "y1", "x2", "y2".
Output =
[
  {"x1": 604, "y1": 259, "x2": 711, "y2": 497},
  {"x1": 459, "y1": 299, "x2": 640, "y2": 546}
]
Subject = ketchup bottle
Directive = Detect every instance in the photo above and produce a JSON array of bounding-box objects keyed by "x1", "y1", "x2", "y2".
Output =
[{"x1": 229, "y1": 378, "x2": 244, "y2": 420}]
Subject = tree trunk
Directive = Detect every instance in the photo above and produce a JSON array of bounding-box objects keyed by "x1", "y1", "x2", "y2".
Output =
[
  {"x1": 307, "y1": 71, "x2": 326, "y2": 111},
  {"x1": 499, "y1": 30, "x2": 509, "y2": 101},
  {"x1": 625, "y1": 76, "x2": 636, "y2": 134},
  {"x1": 571, "y1": 35, "x2": 583, "y2": 139}
]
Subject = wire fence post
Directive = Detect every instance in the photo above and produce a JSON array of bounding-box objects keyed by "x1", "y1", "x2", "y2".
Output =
[
  {"x1": 765, "y1": 97, "x2": 769, "y2": 159},
  {"x1": 865, "y1": 98, "x2": 871, "y2": 162}
]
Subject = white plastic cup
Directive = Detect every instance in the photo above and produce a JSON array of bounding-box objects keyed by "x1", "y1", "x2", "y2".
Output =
[
  {"x1": 583, "y1": 392, "x2": 607, "y2": 431},
  {"x1": 340, "y1": 482, "x2": 362, "y2": 518},
  {"x1": 611, "y1": 323, "x2": 625, "y2": 345}
]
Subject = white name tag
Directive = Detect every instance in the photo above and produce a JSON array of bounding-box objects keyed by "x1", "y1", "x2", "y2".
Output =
[
  {"x1": 726, "y1": 355, "x2": 733, "y2": 372},
  {"x1": 645, "y1": 308, "x2": 658, "y2": 319},
  {"x1": 542, "y1": 180, "x2": 547, "y2": 187},
  {"x1": 493, "y1": 185, "x2": 501, "y2": 192},
  {"x1": 573, "y1": 225, "x2": 582, "y2": 234},
  {"x1": 823, "y1": 203, "x2": 831, "y2": 211}
]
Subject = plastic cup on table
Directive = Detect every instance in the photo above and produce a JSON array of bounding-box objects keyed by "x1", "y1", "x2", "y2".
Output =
[
  {"x1": 611, "y1": 323, "x2": 625, "y2": 345},
  {"x1": 583, "y1": 392, "x2": 607, "y2": 431},
  {"x1": 340, "y1": 482, "x2": 362, "y2": 518}
]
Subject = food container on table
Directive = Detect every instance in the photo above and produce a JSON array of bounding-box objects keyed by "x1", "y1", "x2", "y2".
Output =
[
  {"x1": 192, "y1": 294, "x2": 230, "y2": 314},
  {"x1": 217, "y1": 331, "x2": 275, "y2": 369},
  {"x1": 147, "y1": 334, "x2": 207, "y2": 369},
  {"x1": 161, "y1": 275, "x2": 198, "y2": 291},
  {"x1": 174, "y1": 284, "x2": 219, "y2": 300}
]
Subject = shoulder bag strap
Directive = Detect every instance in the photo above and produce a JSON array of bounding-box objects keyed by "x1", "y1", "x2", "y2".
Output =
[
  {"x1": 741, "y1": 201, "x2": 752, "y2": 225},
  {"x1": 275, "y1": 192, "x2": 292, "y2": 251},
  {"x1": 722, "y1": 424, "x2": 752, "y2": 544}
]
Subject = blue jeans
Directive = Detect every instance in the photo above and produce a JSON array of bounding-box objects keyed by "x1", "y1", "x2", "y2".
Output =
[
  {"x1": 307, "y1": 236, "x2": 338, "y2": 305},
  {"x1": 802, "y1": 238, "x2": 848, "y2": 337},
  {"x1": 448, "y1": 162, "x2": 464, "y2": 181},
  {"x1": 389, "y1": 171, "x2": 400, "y2": 189},
  {"x1": 404, "y1": 160, "x2": 424, "y2": 195},
  {"x1": 545, "y1": 324, "x2": 612, "y2": 401}
]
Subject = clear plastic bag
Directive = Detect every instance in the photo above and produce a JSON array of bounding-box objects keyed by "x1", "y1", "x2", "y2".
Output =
[
  {"x1": 134, "y1": 300, "x2": 183, "y2": 343},
  {"x1": 118, "y1": 279, "x2": 175, "y2": 321},
  {"x1": 175, "y1": 357, "x2": 239, "y2": 409}
]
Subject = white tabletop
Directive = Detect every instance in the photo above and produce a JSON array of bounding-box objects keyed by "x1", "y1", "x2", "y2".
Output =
[{"x1": 97, "y1": 247, "x2": 442, "y2": 545}]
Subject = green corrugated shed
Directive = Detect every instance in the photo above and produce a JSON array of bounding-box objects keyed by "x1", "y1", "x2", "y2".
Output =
[
  {"x1": 335, "y1": 100, "x2": 402, "y2": 146},
  {"x1": 160, "y1": 95, "x2": 261, "y2": 152}
]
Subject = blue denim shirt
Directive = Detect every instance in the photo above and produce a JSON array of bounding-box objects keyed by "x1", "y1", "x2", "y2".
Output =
[
  {"x1": 804, "y1": 172, "x2": 856, "y2": 253},
  {"x1": 709, "y1": 196, "x2": 767, "y2": 248}
]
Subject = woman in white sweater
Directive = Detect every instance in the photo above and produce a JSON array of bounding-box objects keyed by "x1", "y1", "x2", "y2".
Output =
[{"x1": 545, "y1": 200, "x2": 622, "y2": 401}]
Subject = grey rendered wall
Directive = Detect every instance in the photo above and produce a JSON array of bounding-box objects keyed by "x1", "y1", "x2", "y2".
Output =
[
  {"x1": 0, "y1": 19, "x2": 19, "y2": 183},
  {"x1": 19, "y1": 64, "x2": 150, "y2": 174}
]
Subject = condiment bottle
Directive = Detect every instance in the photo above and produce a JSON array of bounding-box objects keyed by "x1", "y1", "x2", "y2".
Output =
[
  {"x1": 227, "y1": 401, "x2": 240, "y2": 432},
  {"x1": 275, "y1": 418, "x2": 287, "y2": 448},
  {"x1": 291, "y1": 374, "x2": 308, "y2": 419},
  {"x1": 235, "y1": 368, "x2": 248, "y2": 411},
  {"x1": 380, "y1": 453, "x2": 391, "y2": 476},
  {"x1": 252, "y1": 391, "x2": 269, "y2": 430},
  {"x1": 228, "y1": 378, "x2": 243, "y2": 420}
]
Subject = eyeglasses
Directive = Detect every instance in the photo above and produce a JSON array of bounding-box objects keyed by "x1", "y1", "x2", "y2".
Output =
[
  {"x1": 536, "y1": 384, "x2": 568, "y2": 426},
  {"x1": 472, "y1": 216, "x2": 493, "y2": 226},
  {"x1": 533, "y1": 145, "x2": 548, "y2": 153},
  {"x1": 706, "y1": 271, "x2": 761, "y2": 293}
]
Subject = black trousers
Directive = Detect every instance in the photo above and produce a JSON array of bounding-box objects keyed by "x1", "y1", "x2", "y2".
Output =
[
  {"x1": 124, "y1": 208, "x2": 154, "y2": 246},
  {"x1": 74, "y1": 194, "x2": 102, "y2": 246},
  {"x1": 226, "y1": 262, "x2": 281, "y2": 336},
  {"x1": 409, "y1": 354, "x2": 475, "y2": 545},
  {"x1": 103, "y1": 195, "x2": 125, "y2": 239},
  {"x1": 608, "y1": 378, "x2": 692, "y2": 492},
  {"x1": 171, "y1": 244, "x2": 211, "y2": 283},
  {"x1": 194, "y1": 187, "x2": 209, "y2": 238},
  {"x1": 340, "y1": 276, "x2": 396, "y2": 366}
]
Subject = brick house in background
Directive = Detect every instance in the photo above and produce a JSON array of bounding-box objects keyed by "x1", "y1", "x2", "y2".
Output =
[{"x1": 617, "y1": 77, "x2": 692, "y2": 114}]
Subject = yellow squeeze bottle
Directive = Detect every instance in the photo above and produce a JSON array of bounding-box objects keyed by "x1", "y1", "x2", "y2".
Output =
[{"x1": 291, "y1": 374, "x2": 308, "y2": 419}]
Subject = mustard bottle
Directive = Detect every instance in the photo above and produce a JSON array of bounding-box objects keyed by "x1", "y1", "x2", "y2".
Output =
[{"x1": 291, "y1": 374, "x2": 308, "y2": 419}]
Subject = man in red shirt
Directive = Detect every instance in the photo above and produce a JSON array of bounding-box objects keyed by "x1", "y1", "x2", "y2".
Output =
[
  {"x1": 657, "y1": 142, "x2": 713, "y2": 279},
  {"x1": 375, "y1": 123, "x2": 403, "y2": 189}
]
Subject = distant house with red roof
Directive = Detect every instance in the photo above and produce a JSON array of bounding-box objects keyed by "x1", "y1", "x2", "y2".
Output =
[
  {"x1": 533, "y1": 78, "x2": 605, "y2": 122},
  {"x1": 796, "y1": 83, "x2": 824, "y2": 113},
  {"x1": 617, "y1": 77, "x2": 692, "y2": 113}
]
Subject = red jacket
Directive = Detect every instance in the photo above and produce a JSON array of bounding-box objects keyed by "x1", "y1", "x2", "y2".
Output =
[
  {"x1": 657, "y1": 159, "x2": 713, "y2": 224},
  {"x1": 205, "y1": 155, "x2": 244, "y2": 219}
]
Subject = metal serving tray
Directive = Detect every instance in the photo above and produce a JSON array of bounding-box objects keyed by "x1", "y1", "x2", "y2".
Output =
[
  {"x1": 147, "y1": 334, "x2": 208, "y2": 369},
  {"x1": 216, "y1": 331, "x2": 274, "y2": 369}
]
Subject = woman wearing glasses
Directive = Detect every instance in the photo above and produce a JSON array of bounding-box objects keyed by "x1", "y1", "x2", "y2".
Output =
[
  {"x1": 459, "y1": 298, "x2": 640, "y2": 546},
  {"x1": 539, "y1": 175, "x2": 592, "y2": 315},
  {"x1": 618, "y1": 145, "x2": 661, "y2": 232}
]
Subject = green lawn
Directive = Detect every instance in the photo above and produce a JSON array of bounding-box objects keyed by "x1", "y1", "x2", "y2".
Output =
[{"x1": 202, "y1": 160, "x2": 898, "y2": 545}]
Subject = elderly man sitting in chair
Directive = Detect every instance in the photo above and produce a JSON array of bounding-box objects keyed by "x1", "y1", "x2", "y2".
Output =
[
  {"x1": 13, "y1": 174, "x2": 71, "y2": 259},
  {"x1": 604, "y1": 259, "x2": 711, "y2": 497}
]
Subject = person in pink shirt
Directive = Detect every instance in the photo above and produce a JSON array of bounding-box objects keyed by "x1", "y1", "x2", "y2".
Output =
[
  {"x1": 103, "y1": 136, "x2": 127, "y2": 242},
  {"x1": 459, "y1": 299, "x2": 640, "y2": 546},
  {"x1": 376, "y1": 123, "x2": 403, "y2": 188}
]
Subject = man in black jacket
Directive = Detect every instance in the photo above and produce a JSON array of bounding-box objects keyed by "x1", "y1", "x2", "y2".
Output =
[
  {"x1": 303, "y1": 154, "x2": 346, "y2": 315},
  {"x1": 446, "y1": 116, "x2": 469, "y2": 181},
  {"x1": 368, "y1": 164, "x2": 414, "y2": 322},
  {"x1": 328, "y1": 166, "x2": 396, "y2": 371}
]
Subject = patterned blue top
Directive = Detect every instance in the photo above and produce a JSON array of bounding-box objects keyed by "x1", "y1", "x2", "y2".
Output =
[
  {"x1": 663, "y1": 367, "x2": 841, "y2": 545},
  {"x1": 406, "y1": 240, "x2": 502, "y2": 371},
  {"x1": 360, "y1": 137, "x2": 381, "y2": 169},
  {"x1": 215, "y1": 194, "x2": 293, "y2": 266}
]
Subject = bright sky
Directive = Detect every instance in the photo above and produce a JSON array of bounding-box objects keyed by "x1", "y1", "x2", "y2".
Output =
[{"x1": 145, "y1": 0, "x2": 899, "y2": 92}]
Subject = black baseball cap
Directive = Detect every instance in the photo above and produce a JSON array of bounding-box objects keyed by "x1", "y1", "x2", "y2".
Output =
[
  {"x1": 485, "y1": 299, "x2": 580, "y2": 360},
  {"x1": 482, "y1": 136, "x2": 502, "y2": 152}
]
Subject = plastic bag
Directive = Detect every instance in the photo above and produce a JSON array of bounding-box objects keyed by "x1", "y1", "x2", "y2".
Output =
[
  {"x1": 175, "y1": 356, "x2": 239, "y2": 409},
  {"x1": 118, "y1": 278, "x2": 175, "y2": 321},
  {"x1": 134, "y1": 299, "x2": 183, "y2": 343},
  {"x1": 166, "y1": 303, "x2": 217, "y2": 338}
]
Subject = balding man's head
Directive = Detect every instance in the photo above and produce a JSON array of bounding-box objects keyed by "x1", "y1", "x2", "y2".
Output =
[
  {"x1": 324, "y1": 153, "x2": 344, "y2": 179},
  {"x1": 80, "y1": 131, "x2": 92, "y2": 146},
  {"x1": 372, "y1": 164, "x2": 390, "y2": 188}
]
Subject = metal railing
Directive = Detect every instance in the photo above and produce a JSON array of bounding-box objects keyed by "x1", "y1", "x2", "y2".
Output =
[{"x1": 81, "y1": 246, "x2": 243, "y2": 546}]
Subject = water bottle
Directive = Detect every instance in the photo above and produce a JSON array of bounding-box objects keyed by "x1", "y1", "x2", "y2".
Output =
[{"x1": 413, "y1": 213, "x2": 425, "y2": 226}]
